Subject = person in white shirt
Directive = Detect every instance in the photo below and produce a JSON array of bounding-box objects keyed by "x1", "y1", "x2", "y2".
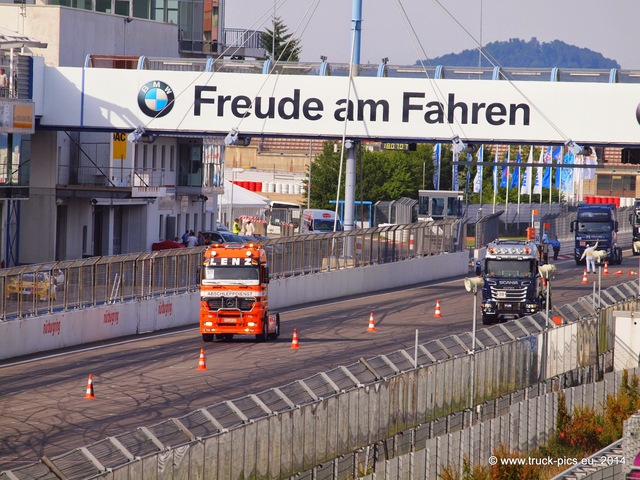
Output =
[
  {"x1": 186, "y1": 230, "x2": 198, "y2": 247},
  {"x1": 245, "y1": 220, "x2": 255, "y2": 237},
  {"x1": 0, "y1": 69, "x2": 8, "y2": 95},
  {"x1": 580, "y1": 241, "x2": 599, "y2": 273}
]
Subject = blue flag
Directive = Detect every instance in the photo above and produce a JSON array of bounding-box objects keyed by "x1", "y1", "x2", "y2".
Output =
[
  {"x1": 452, "y1": 150, "x2": 459, "y2": 191},
  {"x1": 432, "y1": 143, "x2": 441, "y2": 190},
  {"x1": 542, "y1": 146, "x2": 552, "y2": 188},
  {"x1": 473, "y1": 145, "x2": 484, "y2": 194},
  {"x1": 465, "y1": 152, "x2": 472, "y2": 195},
  {"x1": 510, "y1": 150, "x2": 521, "y2": 189},
  {"x1": 500, "y1": 151, "x2": 509, "y2": 188},
  {"x1": 552, "y1": 146, "x2": 562, "y2": 189},
  {"x1": 559, "y1": 152, "x2": 575, "y2": 194}
]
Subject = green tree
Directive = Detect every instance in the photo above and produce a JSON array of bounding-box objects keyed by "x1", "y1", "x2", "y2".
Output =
[
  {"x1": 261, "y1": 16, "x2": 302, "y2": 62},
  {"x1": 303, "y1": 142, "x2": 437, "y2": 210}
]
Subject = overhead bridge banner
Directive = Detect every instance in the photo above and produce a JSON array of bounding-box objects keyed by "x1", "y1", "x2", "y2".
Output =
[{"x1": 40, "y1": 66, "x2": 640, "y2": 145}]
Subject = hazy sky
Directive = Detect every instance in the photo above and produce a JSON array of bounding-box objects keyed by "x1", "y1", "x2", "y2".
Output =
[{"x1": 225, "y1": 0, "x2": 639, "y2": 69}]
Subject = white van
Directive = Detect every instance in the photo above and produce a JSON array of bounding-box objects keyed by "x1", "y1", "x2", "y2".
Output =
[{"x1": 300, "y1": 209, "x2": 342, "y2": 234}]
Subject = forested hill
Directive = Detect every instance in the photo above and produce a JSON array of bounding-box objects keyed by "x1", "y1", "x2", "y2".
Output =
[{"x1": 424, "y1": 38, "x2": 620, "y2": 69}]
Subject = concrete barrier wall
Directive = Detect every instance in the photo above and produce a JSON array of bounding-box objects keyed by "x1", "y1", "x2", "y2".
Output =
[
  {"x1": 0, "y1": 252, "x2": 468, "y2": 360},
  {"x1": 268, "y1": 252, "x2": 468, "y2": 308}
]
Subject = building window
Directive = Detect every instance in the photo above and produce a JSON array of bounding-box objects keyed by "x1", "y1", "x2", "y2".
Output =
[
  {"x1": 159, "y1": 214, "x2": 164, "y2": 240},
  {"x1": 161, "y1": 145, "x2": 166, "y2": 170},
  {"x1": 170, "y1": 145, "x2": 175, "y2": 172},
  {"x1": 152, "y1": 144, "x2": 157, "y2": 170},
  {"x1": 134, "y1": 144, "x2": 140, "y2": 169},
  {"x1": 597, "y1": 174, "x2": 636, "y2": 198},
  {"x1": 142, "y1": 144, "x2": 148, "y2": 171}
]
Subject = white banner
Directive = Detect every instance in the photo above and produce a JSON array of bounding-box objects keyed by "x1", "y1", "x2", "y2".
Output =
[{"x1": 41, "y1": 67, "x2": 640, "y2": 145}]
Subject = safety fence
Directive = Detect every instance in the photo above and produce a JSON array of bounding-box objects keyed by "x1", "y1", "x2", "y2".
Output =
[
  {"x1": 0, "y1": 220, "x2": 458, "y2": 321},
  {"x1": 5, "y1": 278, "x2": 639, "y2": 479}
]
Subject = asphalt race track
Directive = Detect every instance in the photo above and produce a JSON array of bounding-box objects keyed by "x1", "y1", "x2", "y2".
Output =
[{"x1": 1, "y1": 253, "x2": 639, "y2": 472}]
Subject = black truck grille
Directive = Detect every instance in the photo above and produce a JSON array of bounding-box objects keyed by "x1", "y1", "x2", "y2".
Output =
[
  {"x1": 489, "y1": 286, "x2": 528, "y2": 302},
  {"x1": 207, "y1": 297, "x2": 256, "y2": 312}
]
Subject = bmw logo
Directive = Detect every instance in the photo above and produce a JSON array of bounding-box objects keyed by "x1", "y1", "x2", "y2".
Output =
[{"x1": 137, "y1": 81, "x2": 175, "y2": 118}]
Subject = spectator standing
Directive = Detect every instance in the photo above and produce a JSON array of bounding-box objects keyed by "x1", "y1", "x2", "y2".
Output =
[
  {"x1": 0, "y1": 68, "x2": 7, "y2": 90},
  {"x1": 233, "y1": 218, "x2": 241, "y2": 234},
  {"x1": 181, "y1": 229, "x2": 189, "y2": 246},
  {"x1": 245, "y1": 220, "x2": 255, "y2": 237},
  {"x1": 550, "y1": 236, "x2": 561, "y2": 260},
  {"x1": 187, "y1": 230, "x2": 198, "y2": 247},
  {"x1": 580, "y1": 241, "x2": 599, "y2": 273}
]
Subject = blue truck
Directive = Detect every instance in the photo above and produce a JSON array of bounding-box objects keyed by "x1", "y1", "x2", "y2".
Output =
[
  {"x1": 477, "y1": 240, "x2": 548, "y2": 325},
  {"x1": 630, "y1": 199, "x2": 640, "y2": 255},
  {"x1": 570, "y1": 203, "x2": 622, "y2": 265}
]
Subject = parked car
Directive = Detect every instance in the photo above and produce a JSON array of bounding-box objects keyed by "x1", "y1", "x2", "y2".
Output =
[
  {"x1": 201, "y1": 231, "x2": 245, "y2": 244},
  {"x1": 6, "y1": 272, "x2": 57, "y2": 301}
]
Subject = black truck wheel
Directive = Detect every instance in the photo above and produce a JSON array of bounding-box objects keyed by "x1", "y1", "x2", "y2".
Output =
[{"x1": 256, "y1": 321, "x2": 269, "y2": 342}]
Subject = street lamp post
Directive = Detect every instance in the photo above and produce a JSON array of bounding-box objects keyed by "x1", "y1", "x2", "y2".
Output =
[
  {"x1": 464, "y1": 276, "x2": 484, "y2": 418},
  {"x1": 539, "y1": 263, "x2": 557, "y2": 382}
]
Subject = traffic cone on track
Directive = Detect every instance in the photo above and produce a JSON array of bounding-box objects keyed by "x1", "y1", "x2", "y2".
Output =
[
  {"x1": 197, "y1": 348, "x2": 207, "y2": 370},
  {"x1": 581, "y1": 270, "x2": 588, "y2": 284},
  {"x1": 629, "y1": 270, "x2": 638, "y2": 275},
  {"x1": 291, "y1": 329, "x2": 300, "y2": 349},
  {"x1": 84, "y1": 373, "x2": 95, "y2": 399},
  {"x1": 603, "y1": 262, "x2": 609, "y2": 275},
  {"x1": 434, "y1": 300, "x2": 443, "y2": 318},
  {"x1": 614, "y1": 270, "x2": 623, "y2": 275},
  {"x1": 367, "y1": 312, "x2": 376, "y2": 332}
]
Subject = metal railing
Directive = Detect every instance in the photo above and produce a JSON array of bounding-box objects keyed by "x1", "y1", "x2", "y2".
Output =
[{"x1": 0, "y1": 221, "x2": 458, "y2": 321}]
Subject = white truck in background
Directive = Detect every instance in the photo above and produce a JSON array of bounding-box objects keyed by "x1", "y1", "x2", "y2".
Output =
[{"x1": 300, "y1": 209, "x2": 342, "y2": 234}]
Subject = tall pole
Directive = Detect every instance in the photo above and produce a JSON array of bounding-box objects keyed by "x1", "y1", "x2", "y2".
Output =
[
  {"x1": 351, "y1": 0, "x2": 362, "y2": 66},
  {"x1": 343, "y1": 0, "x2": 362, "y2": 233},
  {"x1": 470, "y1": 291, "x2": 477, "y2": 416},
  {"x1": 307, "y1": 141, "x2": 312, "y2": 209}
]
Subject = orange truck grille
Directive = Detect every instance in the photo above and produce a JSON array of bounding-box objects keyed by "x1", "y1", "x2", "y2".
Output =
[{"x1": 206, "y1": 296, "x2": 256, "y2": 312}]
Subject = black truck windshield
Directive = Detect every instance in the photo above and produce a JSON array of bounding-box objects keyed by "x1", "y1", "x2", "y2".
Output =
[
  {"x1": 204, "y1": 266, "x2": 259, "y2": 281},
  {"x1": 577, "y1": 221, "x2": 611, "y2": 233},
  {"x1": 486, "y1": 259, "x2": 535, "y2": 278}
]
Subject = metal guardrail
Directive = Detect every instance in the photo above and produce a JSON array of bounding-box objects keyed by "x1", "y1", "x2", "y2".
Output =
[{"x1": 0, "y1": 221, "x2": 459, "y2": 321}]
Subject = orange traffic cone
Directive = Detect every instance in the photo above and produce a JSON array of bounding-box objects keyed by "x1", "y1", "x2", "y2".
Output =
[
  {"x1": 434, "y1": 300, "x2": 442, "y2": 318},
  {"x1": 603, "y1": 262, "x2": 609, "y2": 275},
  {"x1": 614, "y1": 270, "x2": 623, "y2": 275},
  {"x1": 629, "y1": 270, "x2": 638, "y2": 275},
  {"x1": 581, "y1": 270, "x2": 588, "y2": 284},
  {"x1": 197, "y1": 348, "x2": 207, "y2": 370},
  {"x1": 84, "y1": 373, "x2": 95, "y2": 399},
  {"x1": 367, "y1": 312, "x2": 376, "y2": 332},
  {"x1": 291, "y1": 328, "x2": 300, "y2": 349}
]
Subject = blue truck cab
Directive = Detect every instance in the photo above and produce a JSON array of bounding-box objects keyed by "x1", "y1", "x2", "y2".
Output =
[
  {"x1": 478, "y1": 240, "x2": 547, "y2": 325},
  {"x1": 630, "y1": 199, "x2": 640, "y2": 255},
  {"x1": 570, "y1": 203, "x2": 621, "y2": 265}
]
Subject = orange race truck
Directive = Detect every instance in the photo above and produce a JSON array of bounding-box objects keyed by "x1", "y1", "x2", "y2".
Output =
[{"x1": 199, "y1": 243, "x2": 280, "y2": 342}]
